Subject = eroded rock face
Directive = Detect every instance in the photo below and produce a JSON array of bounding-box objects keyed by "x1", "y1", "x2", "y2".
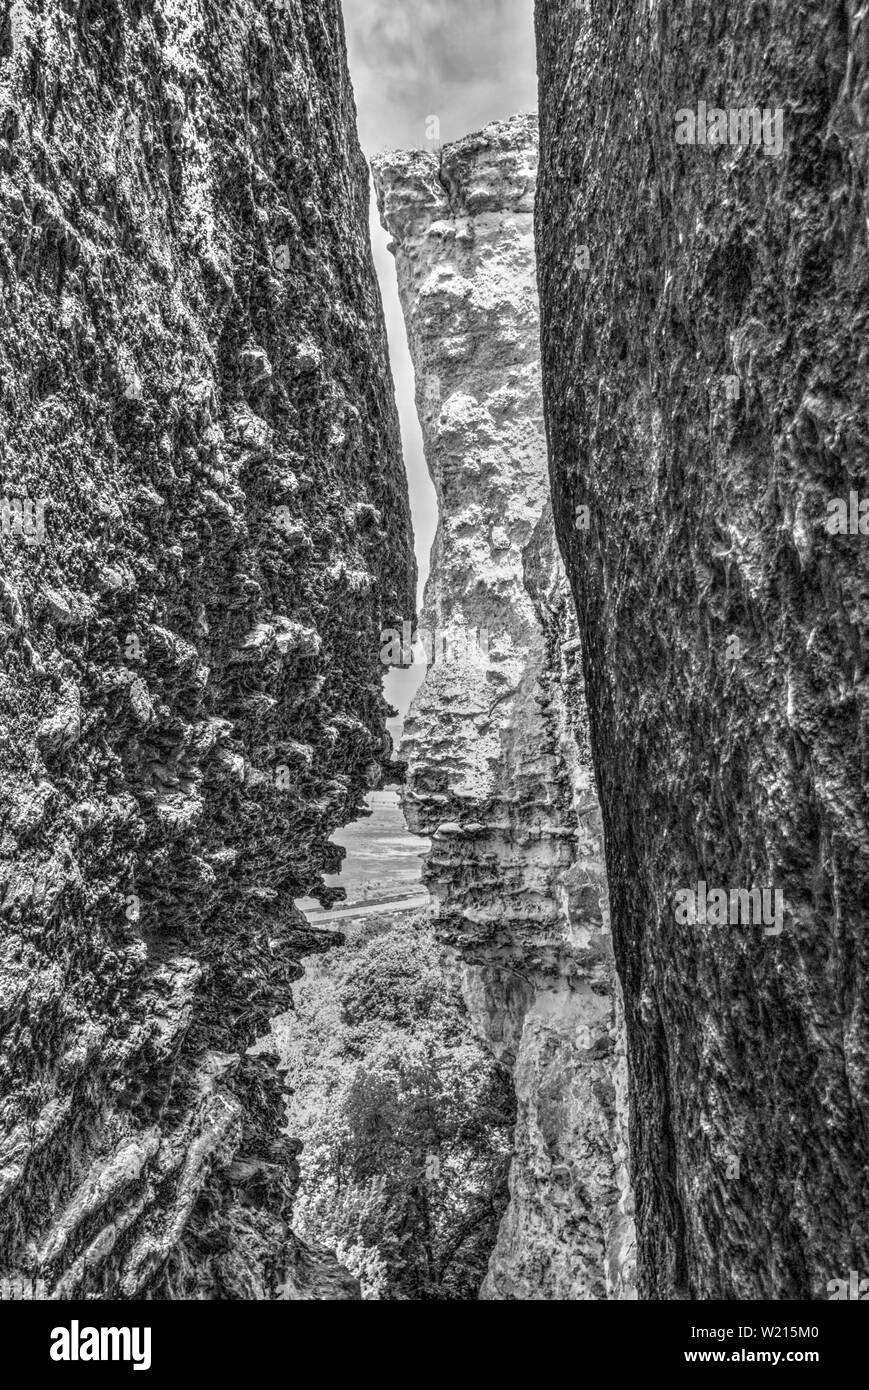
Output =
[
  {"x1": 535, "y1": 1, "x2": 868, "y2": 1298},
  {"x1": 0, "y1": 0, "x2": 412, "y2": 1298},
  {"x1": 373, "y1": 117, "x2": 635, "y2": 1300}
]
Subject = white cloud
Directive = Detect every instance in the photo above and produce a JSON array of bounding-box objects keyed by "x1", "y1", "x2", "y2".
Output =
[{"x1": 343, "y1": 0, "x2": 536, "y2": 150}]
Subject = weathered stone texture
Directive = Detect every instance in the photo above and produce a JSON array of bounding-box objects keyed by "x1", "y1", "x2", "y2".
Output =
[
  {"x1": 373, "y1": 117, "x2": 635, "y2": 1300},
  {"x1": 535, "y1": 0, "x2": 868, "y2": 1298},
  {"x1": 0, "y1": 0, "x2": 412, "y2": 1298}
]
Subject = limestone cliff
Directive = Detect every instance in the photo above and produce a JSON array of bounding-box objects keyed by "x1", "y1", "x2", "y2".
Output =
[
  {"x1": 535, "y1": 0, "x2": 868, "y2": 1298},
  {"x1": 0, "y1": 0, "x2": 413, "y2": 1298},
  {"x1": 373, "y1": 117, "x2": 635, "y2": 1300}
]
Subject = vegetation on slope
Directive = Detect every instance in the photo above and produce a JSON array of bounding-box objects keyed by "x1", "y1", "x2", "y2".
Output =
[{"x1": 275, "y1": 911, "x2": 515, "y2": 1299}]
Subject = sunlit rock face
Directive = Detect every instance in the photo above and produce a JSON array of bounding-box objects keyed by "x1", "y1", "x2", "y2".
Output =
[
  {"x1": 535, "y1": 1, "x2": 868, "y2": 1299},
  {"x1": 373, "y1": 116, "x2": 635, "y2": 1300},
  {"x1": 0, "y1": 0, "x2": 413, "y2": 1299}
]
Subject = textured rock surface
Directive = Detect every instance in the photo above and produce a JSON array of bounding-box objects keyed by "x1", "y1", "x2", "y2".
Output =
[
  {"x1": 0, "y1": 0, "x2": 412, "y2": 1298},
  {"x1": 536, "y1": 0, "x2": 868, "y2": 1298},
  {"x1": 373, "y1": 117, "x2": 635, "y2": 1300}
]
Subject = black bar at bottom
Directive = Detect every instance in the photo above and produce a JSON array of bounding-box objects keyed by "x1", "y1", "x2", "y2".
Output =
[{"x1": 0, "y1": 1296, "x2": 862, "y2": 1379}]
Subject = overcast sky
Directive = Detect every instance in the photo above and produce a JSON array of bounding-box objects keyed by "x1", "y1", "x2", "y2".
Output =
[
  {"x1": 341, "y1": 0, "x2": 538, "y2": 724},
  {"x1": 343, "y1": 0, "x2": 537, "y2": 153}
]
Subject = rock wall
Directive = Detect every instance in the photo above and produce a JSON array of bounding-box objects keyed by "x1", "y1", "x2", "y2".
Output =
[
  {"x1": 535, "y1": 0, "x2": 868, "y2": 1298},
  {"x1": 373, "y1": 117, "x2": 635, "y2": 1300},
  {"x1": 0, "y1": 0, "x2": 413, "y2": 1298}
]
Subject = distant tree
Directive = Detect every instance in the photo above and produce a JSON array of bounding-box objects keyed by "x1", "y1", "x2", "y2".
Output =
[{"x1": 280, "y1": 915, "x2": 514, "y2": 1299}]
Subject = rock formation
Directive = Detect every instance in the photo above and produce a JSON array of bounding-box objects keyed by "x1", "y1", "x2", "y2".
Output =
[
  {"x1": 535, "y1": 0, "x2": 868, "y2": 1298},
  {"x1": 0, "y1": 0, "x2": 412, "y2": 1298},
  {"x1": 373, "y1": 117, "x2": 635, "y2": 1300}
]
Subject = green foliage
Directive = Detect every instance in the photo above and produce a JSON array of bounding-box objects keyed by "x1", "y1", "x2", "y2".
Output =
[{"x1": 278, "y1": 913, "x2": 514, "y2": 1299}]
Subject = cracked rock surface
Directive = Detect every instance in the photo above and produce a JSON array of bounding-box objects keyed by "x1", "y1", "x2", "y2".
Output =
[
  {"x1": 0, "y1": 0, "x2": 412, "y2": 1299},
  {"x1": 536, "y1": 0, "x2": 868, "y2": 1299}
]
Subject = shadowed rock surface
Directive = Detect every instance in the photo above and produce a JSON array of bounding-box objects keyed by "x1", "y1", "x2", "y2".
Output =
[
  {"x1": 0, "y1": 0, "x2": 412, "y2": 1298},
  {"x1": 373, "y1": 116, "x2": 635, "y2": 1300},
  {"x1": 535, "y1": 0, "x2": 868, "y2": 1299}
]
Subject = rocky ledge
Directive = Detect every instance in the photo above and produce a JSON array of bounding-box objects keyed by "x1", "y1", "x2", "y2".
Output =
[{"x1": 373, "y1": 116, "x2": 635, "y2": 1300}]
